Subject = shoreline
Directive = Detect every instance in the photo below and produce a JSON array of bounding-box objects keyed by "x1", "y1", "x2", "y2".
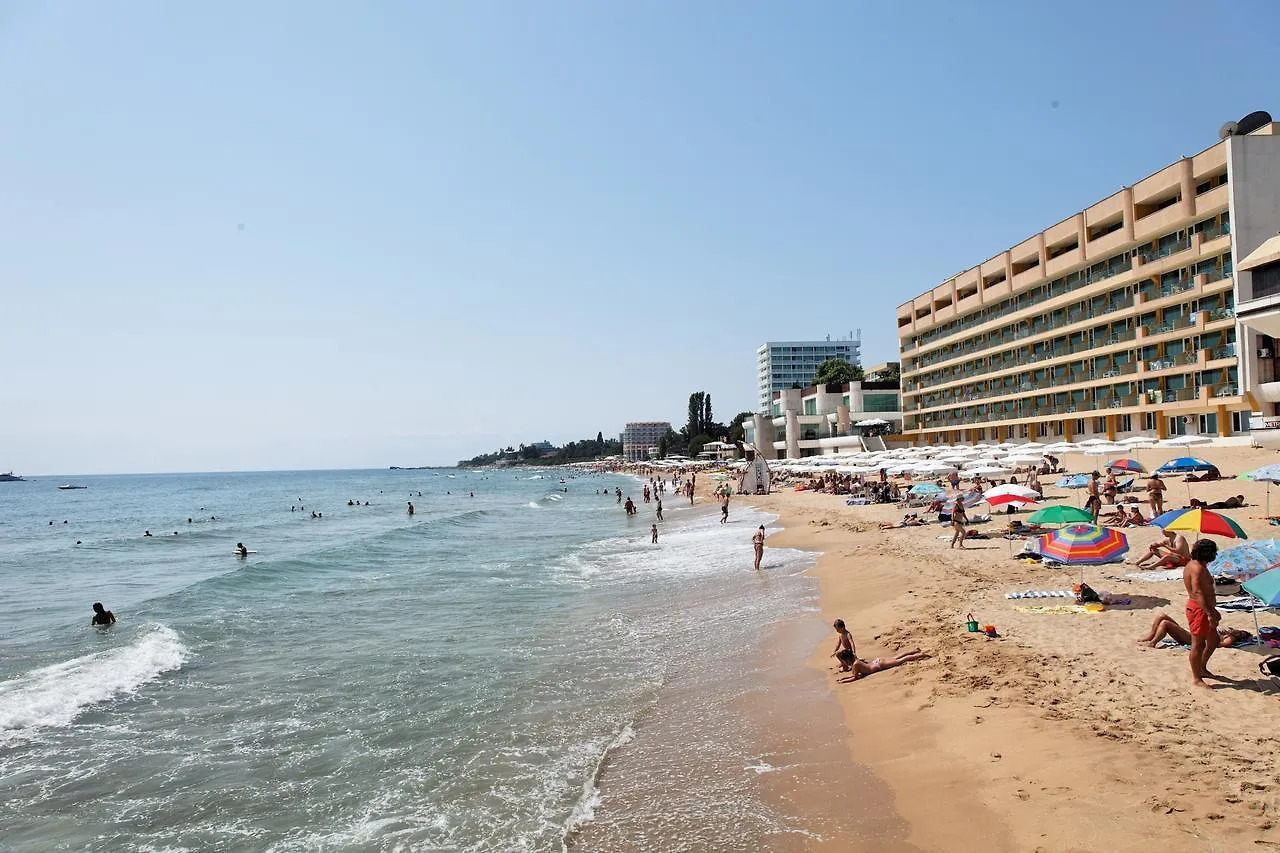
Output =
[{"x1": 736, "y1": 444, "x2": 1280, "y2": 851}]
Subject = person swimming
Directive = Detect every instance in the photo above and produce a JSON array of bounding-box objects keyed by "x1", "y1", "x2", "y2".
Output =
[
  {"x1": 235, "y1": 542, "x2": 248, "y2": 557},
  {"x1": 91, "y1": 602, "x2": 116, "y2": 627}
]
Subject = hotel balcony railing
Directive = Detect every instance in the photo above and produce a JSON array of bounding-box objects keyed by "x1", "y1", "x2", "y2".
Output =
[
  {"x1": 1207, "y1": 307, "x2": 1235, "y2": 321},
  {"x1": 1211, "y1": 346, "x2": 1237, "y2": 360},
  {"x1": 1138, "y1": 238, "x2": 1192, "y2": 263},
  {"x1": 910, "y1": 299, "x2": 1139, "y2": 373},
  {"x1": 1198, "y1": 223, "x2": 1231, "y2": 241}
]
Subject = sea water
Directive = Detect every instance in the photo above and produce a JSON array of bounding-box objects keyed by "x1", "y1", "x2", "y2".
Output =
[{"x1": 0, "y1": 469, "x2": 828, "y2": 852}]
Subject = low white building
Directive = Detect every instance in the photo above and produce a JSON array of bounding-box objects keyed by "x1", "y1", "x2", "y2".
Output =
[{"x1": 742, "y1": 381, "x2": 902, "y2": 459}]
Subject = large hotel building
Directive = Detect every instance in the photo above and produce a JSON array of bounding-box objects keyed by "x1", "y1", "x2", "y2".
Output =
[{"x1": 898, "y1": 117, "x2": 1280, "y2": 445}]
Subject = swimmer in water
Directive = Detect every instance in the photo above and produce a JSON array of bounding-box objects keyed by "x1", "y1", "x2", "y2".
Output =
[
  {"x1": 407, "y1": 502, "x2": 415, "y2": 516},
  {"x1": 144, "y1": 530, "x2": 152, "y2": 537},
  {"x1": 236, "y1": 542, "x2": 248, "y2": 557},
  {"x1": 91, "y1": 602, "x2": 116, "y2": 627}
]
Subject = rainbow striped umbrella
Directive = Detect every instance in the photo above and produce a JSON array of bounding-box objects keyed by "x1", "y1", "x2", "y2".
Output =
[
  {"x1": 1106, "y1": 458, "x2": 1147, "y2": 473},
  {"x1": 1152, "y1": 507, "x2": 1247, "y2": 540},
  {"x1": 1036, "y1": 524, "x2": 1129, "y2": 564}
]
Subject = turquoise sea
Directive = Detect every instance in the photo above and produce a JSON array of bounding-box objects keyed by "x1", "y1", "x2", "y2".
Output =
[{"x1": 0, "y1": 468, "x2": 840, "y2": 852}]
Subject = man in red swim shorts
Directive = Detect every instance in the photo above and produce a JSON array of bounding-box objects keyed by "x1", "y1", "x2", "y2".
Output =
[{"x1": 1182, "y1": 539, "x2": 1220, "y2": 689}]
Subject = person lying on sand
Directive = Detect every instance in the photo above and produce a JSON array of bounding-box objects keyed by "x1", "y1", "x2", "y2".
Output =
[
  {"x1": 880, "y1": 513, "x2": 926, "y2": 530},
  {"x1": 1188, "y1": 495, "x2": 1246, "y2": 511},
  {"x1": 1137, "y1": 612, "x2": 1251, "y2": 648},
  {"x1": 838, "y1": 649, "x2": 929, "y2": 682},
  {"x1": 1183, "y1": 467, "x2": 1222, "y2": 483}
]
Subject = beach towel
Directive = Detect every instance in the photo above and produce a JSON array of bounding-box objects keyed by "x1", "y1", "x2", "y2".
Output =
[
  {"x1": 1014, "y1": 604, "x2": 1103, "y2": 614},
  {"x1": 1123, "y1": 569, "x2": 1184, "y2": 582},
  {"x1": 1005, "y1": 590, "x2": 1073, "y2": 599},
  {"x1": 1157, "y1": 636, "x2": 1258, "y2": 650},
  {"x1": 845, "y1": 498, "x2": 870, "y2": 506},
  {"x1": 1218, "y1": 596, "x2": 1270, "y2": 612}
]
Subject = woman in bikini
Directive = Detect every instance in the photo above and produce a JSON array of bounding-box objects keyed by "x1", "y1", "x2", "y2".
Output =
[
  {"x1": 839, "y1": 649, "x2": 929, "y2": 682},
  {"x1": 950, "y1": 501, "x2": 968, "y2": 549}
]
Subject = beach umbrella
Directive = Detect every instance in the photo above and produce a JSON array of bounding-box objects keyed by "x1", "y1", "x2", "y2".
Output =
[
  {"x1": 1210, "y1": 541, "x2": 1280, "y2": 581},
  {"x1": 984, "y1": 484, "x2": 1040, "y2": 508},
  {"x1": 1242, "y1": 566, "x2": 1280, "y2": 608},
  {"x1": 966, "y1": 466, "x2": 1014, "y2": 478},
  {"x1": 1037, "y1": 524, "x2": 1129, "y2": 565},
  {"x1": 1118, "y1": 435, "x2": 1157, "y2": 446},
  {"x1": 1006, "y1": 455, "x2": 1046, "y2": 467},
  {"x1": 1154, "y1": 507, "x2": 1247, "y2": 540},
  {"x1": 1084, "y1": 445, "x2": 1121, "y2": 456},
  {"x1": 1106, "y1": 458, "x2": 1147, "y2": 473},
  {"x1": 1242, "y1": 463, "x2": 1280, "y2": 517},
  {"x1": 1163, "y1": 434, "x2": 1214, "y2": 447},
  {"x1": 1155, "y1": 457, "x2": 1216, "y2": 474},
  {"x1": 944, "y1": 491, "x2": 987, "y2": 511},
  {"x1": 909, "y1": 483, "x2": 945, "y2": 495},
  {"x1": 1055, "y1": 473, "x2": 1091, "y2": 489},
  {"x1": 1078, "y1": 438, "x2": 1115, "y2": 446},
  {"x1": 1043, "y1": 442, "x2": 1076, "y2": 452},
  {"x1": 1027, "y1": 505, "x2": 1095, "y2": 525}
]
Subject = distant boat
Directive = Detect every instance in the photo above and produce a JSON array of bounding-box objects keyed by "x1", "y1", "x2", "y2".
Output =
[
  {"x1": 0, "y1": 472, "x2": 26, "y2": 482},
  {"x1": 58, "y1": 484, "x2": 87, "y2": 490}
]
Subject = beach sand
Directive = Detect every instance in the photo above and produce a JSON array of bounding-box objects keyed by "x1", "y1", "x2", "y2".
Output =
[{"x1": 735, "y1": 444, "x2": 1280, "y2": 851}]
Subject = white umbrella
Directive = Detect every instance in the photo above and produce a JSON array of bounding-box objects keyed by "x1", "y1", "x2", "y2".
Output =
[
  {"x1": 854, "y1": 418, "x2": 890, "y2": 427},
  {"x1": 1118, "y1": 435, "x2": 1156, "y2": 446},
  {"x1": 973, "y1": 443, "x2": 996, "y2": 449},
  {"x1": 1020, "y1": 441, "x2": 1047, "y2": 449},
  {"x1": 913, "y1": 462, "x2": 959, "y2": 475},
  {"x1": 984, "y1": 484, "x2": 1041, "y2": 501},
  {"x1": 1083, "y1": 445, "x2": 1121, "y2": 456},
  {"x1": 967, "y1": 466, "x2": 1015, "y2": 477},
  {"x1": 1077, "y1": 438, "x2": 1115, "y2": 446},
  {"x1": 1006, "y1": 454, "x2": 1046, "y2": 465},
  {"x1": 1163, "y1": 434, "x2": 1214, "y2": 446},
  {"x1": 1043, "y1": 442, "x2": 1078, "y2": 453}
]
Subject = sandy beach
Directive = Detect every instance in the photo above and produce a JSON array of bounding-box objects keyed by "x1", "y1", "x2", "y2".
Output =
[{"x1": 734, "y1": 444, "x2": 1280, "y2": 851}]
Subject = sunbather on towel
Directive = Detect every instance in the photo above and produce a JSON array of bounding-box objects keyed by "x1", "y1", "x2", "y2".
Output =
[
  {"x1": 1137, "y1": 612, "x2": 1252, "y2": 648},
  {"x1": 1204, "y1": 495, "x2": 1245, "y2": 510},
  {"x1": 1183, "y1": 467, "x2": 1222, "y2": 483},
  {"x1": 838, "y1": 649, "x2": 929, "y2": 682}
]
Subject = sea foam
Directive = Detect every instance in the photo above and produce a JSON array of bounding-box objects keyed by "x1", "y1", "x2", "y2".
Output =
[{"x1": 0, "y1": 625, "x2": 188, "y2": 742}]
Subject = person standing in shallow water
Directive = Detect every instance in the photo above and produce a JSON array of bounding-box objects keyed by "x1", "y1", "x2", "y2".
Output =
[
  {"x1": 752, "y1": 525, "x2": 765, "y2": 570},
  {"x1": 655, "y1": 498, "x2": 663, "y2": 521},
  {"x1": 720, "y1": 494, "x2": 729, "y2": 524},
  {"x1": 651, "y1": 524, "x2": 658, "y2": 544},
  {"x1": 407, "y1": 502, "x2": 415, "y2": 516}
]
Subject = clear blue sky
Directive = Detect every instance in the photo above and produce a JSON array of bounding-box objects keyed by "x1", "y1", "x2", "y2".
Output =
[{"x1": 4, "y1": 1, "x2": 1279, "y2": 473}]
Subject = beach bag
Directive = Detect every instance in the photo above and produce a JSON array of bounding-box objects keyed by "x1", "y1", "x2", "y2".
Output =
[{"x1": 1074, "y1": 583, "x2": 1102, "y2": 604}]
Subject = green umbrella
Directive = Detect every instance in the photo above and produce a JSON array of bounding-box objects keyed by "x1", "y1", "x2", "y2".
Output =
[{"x1": 1027, "y1": 505, "x2": 1095, "y2": 525}]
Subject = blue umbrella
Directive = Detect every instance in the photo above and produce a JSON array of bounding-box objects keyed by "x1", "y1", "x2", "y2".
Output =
[
  {"x1": 1241, "y1": 464, "x2": 1280, "y2": 517},
  {"x1": 1243, "y1": 566, "x2": 1280, "y2": 607},
  {"x1": 1055, "y1": 474, "x2": 1090, "y2": 489},
  {"x1": 909, "y1": 483, "x2": 945, "y2": 495},
  {"x1": 1155, "y1": 457, "x2": 1216, "y2": 474},
  {"x1": 1241, "y1": 464, "x2": 1280, "y2": 484},
  {"x1": 1211, "y1": 540, "x2": 1280, "y2": 581}
]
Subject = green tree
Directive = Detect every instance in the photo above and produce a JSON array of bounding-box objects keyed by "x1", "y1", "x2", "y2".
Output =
[
  {"x1": 596, "y1": 431, "x2": 604, "y2": 445},
  {"x1": 813, "y1": 358, "x2": 863, "y2": 385},
  {"x1": 728, "y1": 410, "x2": 753, "y2": 444},
  {"x1": 656, "y1": 435, "x2": 668, "y2": 458},
  {"x1": 702, "y1": 394, "x2": 712, "y2": 434},
  {"x1": 686, "y1": 392, "x2": 706, "y2": 439}
]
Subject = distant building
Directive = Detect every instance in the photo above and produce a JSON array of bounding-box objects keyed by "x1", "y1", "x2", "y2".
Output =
[
  {"x1": 530, "y1": 440, "x2": 556, "y2": 454},
  {"x1": 757, "y1": 335, "x2": 861, "y2": 413},
  {"x1": 864, "y1": 361, "x2": 901, "y2": 383},
  {"x1": 621, "y1": 421, "x2": 672, "y2": 461},
  {"x1": 743, "y1": 380, "x2": 901, "y2": 459}
]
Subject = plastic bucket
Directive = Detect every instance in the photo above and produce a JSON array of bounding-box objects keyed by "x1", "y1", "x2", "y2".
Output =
[{"x1": 965, "y1": 613, "x2": 980, "y2": 633}]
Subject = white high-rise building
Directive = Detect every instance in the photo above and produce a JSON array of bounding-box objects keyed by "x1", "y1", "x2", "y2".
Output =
[{"x1": 756, "y1": 335, "x2": 861, "y2": 412}]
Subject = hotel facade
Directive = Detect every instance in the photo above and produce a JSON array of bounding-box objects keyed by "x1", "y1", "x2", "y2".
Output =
[
  {"x1": 620, "y1": 421, "x2": 672, "y2": 462},
  {"x1": 757, "y1": 336, "x2": 861, "y2": 413},
  {"x1": 743, "y1": 380, "x2": 901, "y2": 459},
  {"x1": 898, "y1": 120, "x2": 1280, "y2": 445}
]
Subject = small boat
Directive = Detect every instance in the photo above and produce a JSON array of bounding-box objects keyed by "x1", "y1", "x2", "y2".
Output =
[
  {"x1": 58, "y1": 484, "x2": 87, "y2": 490},
  {"x1": 0, "y1": 472, "x2": 26, "y2": 482}
]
